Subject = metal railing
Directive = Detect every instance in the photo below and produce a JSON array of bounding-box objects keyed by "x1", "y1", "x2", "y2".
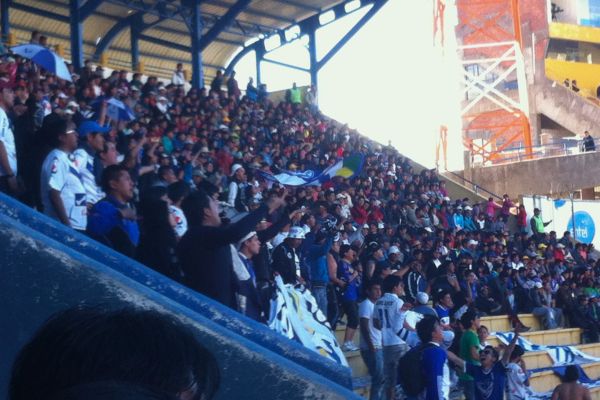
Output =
[
  {"x1": 441, "y1": 169, "x2": 504, "y2": 200},
  {"x1": 472, "y1": 136, "x2": 599, "y2": 166}
]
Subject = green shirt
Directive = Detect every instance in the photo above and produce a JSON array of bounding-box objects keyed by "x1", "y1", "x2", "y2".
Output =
[{"x1": 459, "y1": 329, "x2": 480, "y2": 381}]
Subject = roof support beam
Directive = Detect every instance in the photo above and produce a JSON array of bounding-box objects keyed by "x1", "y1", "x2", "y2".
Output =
[
  {"x1": 307, "y1": 23, "x2": 317, "y2": 88},
  {"x1": 199, "y1": 0, "x2": 251, "y2": 51},
  {"x1": 276, "y1": 0, "x2": 320, "y2": 12},
  {"x1": 1, "y1": 0, "x2": 10, "y2": 42},
  {"x1": 190, "y1": 0, "x2": 204, "y2": 88},
  {"x1": 130, "y1": 12, "x2": 142, "y2": 71},
  {"x1": 203, "y1": 0, "x2": 295, "y2": 24},
  {"x1": 70, "y1": 0, "x2": 83, "y2": 71},
  {"x1": 80, "y1": 0, "x2": 103, "y2": 20},
  {"x1": 11, "y1": 3, "x2": 68, "y2": 23},
  {"x1": 316, "y1": 0, "x2": 387, "y2": 70},
  {"x1": 262, "y1": 57, "x2": 309, "y2": 73}
]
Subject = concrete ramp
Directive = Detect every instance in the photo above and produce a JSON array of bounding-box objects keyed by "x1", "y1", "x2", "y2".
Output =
[
  {"x1": 0, "y1": 194, "x2": 357, "y2": 399},
  {"x1": 533, "y1": 80, "x2": 600, "y2": 135}
]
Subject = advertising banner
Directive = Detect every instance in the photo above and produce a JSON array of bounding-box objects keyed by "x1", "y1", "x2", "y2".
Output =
[{"x1": 522, "y1": 195, "x2": 599, "y2": 247}]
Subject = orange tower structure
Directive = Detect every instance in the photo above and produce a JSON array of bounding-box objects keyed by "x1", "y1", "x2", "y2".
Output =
[{"x1": 454, "y1": 0, "x2": 533, "y2": 165}]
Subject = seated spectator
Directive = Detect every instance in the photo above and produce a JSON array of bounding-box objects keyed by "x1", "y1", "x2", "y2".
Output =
[{"x1": 9, "y1": 306, "x2": 219, "y2": 400}]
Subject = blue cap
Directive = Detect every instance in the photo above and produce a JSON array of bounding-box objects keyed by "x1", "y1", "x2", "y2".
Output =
[{"x1": 78, "y1": 120, "x2": 110, "y2": 137}]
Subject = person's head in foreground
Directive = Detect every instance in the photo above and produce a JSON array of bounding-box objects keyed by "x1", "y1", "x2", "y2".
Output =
[{"x1": 9, "y1": 306, "x2": 220, "y2": 400}]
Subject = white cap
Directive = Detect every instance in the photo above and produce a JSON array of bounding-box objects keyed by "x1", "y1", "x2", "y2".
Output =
[
  {"x1": 464, "y1": 206, "x2": 473, "y2": 211},
  {"x1": 157, "y1": 95, "x2": 168, "y2": 102},
  {"x1": 362, "y1": 223, "x2": 369, "y2": 229},
  {"x1": 288, "y1": 226, "x2": 306, "y2": 239},
  {"x1": 67, "y1": 101, "x2": 79, "y2": 109},
  {"x1": 231, "y1": 164, "x2": 243, "y2": 175},
  {"x1": 467, "y1": 239, "x2": 478, "y2": 246},
  {"x1": 557, "y1": 243, "x2": 565, "y2": 249},
  {"x1": 416, "y1": 292, "x2": 429, "y2": 305},
  {"x1": 389, "y1": 246, "x2": 400, "y2": 255},
  {"x1": 535, "y1": 282, "x2": 543, "y2": 289},
  {"x1": 377, "y1": 222, "x2": 385, "y2": 229}
]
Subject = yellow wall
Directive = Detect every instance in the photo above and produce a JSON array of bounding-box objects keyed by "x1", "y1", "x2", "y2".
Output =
[
  {"x1": 549, "y1": 22, "x2": 600, "y2": 44},
  {"x1": 545, "y1": 58, "x2": 600, "y2": 97}
]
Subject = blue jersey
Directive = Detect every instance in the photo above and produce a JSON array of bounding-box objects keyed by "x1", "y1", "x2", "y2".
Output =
[
  {"x1": 423, "y1": 343, "x2": 450, "y2": 400},
  {"x1": 466, "y1": 362, "x2": 507, "y2": 400}
]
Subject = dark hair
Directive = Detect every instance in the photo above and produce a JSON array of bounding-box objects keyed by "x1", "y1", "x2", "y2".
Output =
[
  {"x1": 9, "y1": 306, "x2": 220, "y2": 400},
  {"x1": 48, "y1": 381, "x2": 177, "y2": 400},
  {"x1": 416, "y1": 315, "x2": 439, "y2": 343},
  {"x1": 100, "y1": 164, "x2": 129, "y2": 193},
  {"x1": 167, "y1": 181, "x2": 190, "y2": 205},
  {"x1": 40, "y1": 114, "x2": 68, "y2": 148},
  {"x1": 382, "y1": 275, "x2": 403, "y2": 293},
  {"x1": 365, "y1": 278, "x2": 382, "y2": 291},
  {"x1": 140, "y1": 185, "x2": 167, "y2": 203},
  {"x1": 339, "y1": 244, "x2": 352, "y2": 259},
  {"x1": 563, "y1": 364, "x2": 579, "y2": 383},
  {"x1": 460, "y1": 310, "x2": 478, "y2": 330},
  {"x1": 182, "y1": 190, "x2": 211, "y2": 226},
  {"x1": 510, "y1": 344, "x2": 525, "y2": 361}
]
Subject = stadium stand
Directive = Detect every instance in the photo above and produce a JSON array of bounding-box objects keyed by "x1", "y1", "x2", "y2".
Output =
[{"x1": 2, "y1": 26, "x2": 600, "y2": 400}]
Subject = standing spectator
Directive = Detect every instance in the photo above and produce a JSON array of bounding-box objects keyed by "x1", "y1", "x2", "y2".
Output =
[
  {"x1": 227, "y1": 71, "x2": 241, "y2": 99},
  {"x1": 550, "y1": 364, "x2": 592, "y2": 400},
  {"x1": 373, "y1": 275, "x2": 409, "y2": 400},
  {"x1": 338, "y1": 244, "x2": 361, "y2": 352},
  {"x1": 40, "y1": 120, "x2": 87, "y2": 232},
  {"x1": 530, "y1": 208, "x2": 552, "y2": 243},
  {"x1": 73, "y1": 121, "x2": 108, "y2": 206},
  {"x1": 178, "y1": 187, "x2": 285, "y2": 311},
  {"x1": 501, "y1": 194, "x2": 514, "y2": 222},
  {"x1": 237, "y1": 231, "x2": 264, "y2": 321},
  {"x1": 246, "y1": 77, "x2": 258, "y2": 101},
  {"x1": 167, "y1": 181, "x2": 190, "y2": 239},
  {"x1": 87, "y1": 165, "x2": 139, "y2": 257},
  {"x1": 418, "y1": 315, "x2": 451, "y2": 400},
  {"x1": 307, "y1": 229, "x2": 334, "y2": 316},
  {"x1": 227, "y1": 163, "x2": 248, "y2": 213},
  {"x1": 305, "y1": 85, "x2": 318, "y2": 113},
  {"x1": 506, "y1": 345, "x2": 532, "y2": 400},
  {"x1": 517, "y1": 204, "x2": 528, "y2": 233},
  {"x1": 0, "y1": 83, "x2": 18, "y2": 195},
  {"x1": 171, "y1": 63, "x2": 185, "y2": 86},
  {"x1": 459, "y1": 310, "x2": 481, "y2": 400},
  {"x1": 271, "y1": 226, "x2": 306, "y2": 284},
  {"x1": 583, "y1": 131, "x2": 596, "y2": 152},
  {"x1": 136, "y1": 197, "x2": 182, "y2": 281},
  {"x1": 210, "y1": 70, "x2": 223, "y2": 95},
  {"x1": 359, "y1": 279, "x2": 384, "y2": 400},
  {"x1": 290, "y1": 82, "x2": 302, "y2": 105}
]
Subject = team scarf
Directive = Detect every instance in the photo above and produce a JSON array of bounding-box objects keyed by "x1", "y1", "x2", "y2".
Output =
[
  {"x1": 268, "y1": 275, "x2": 348, "y2": 367},
  {"x1": 257, "y1": 154, "x2": 364, "y2": 187}
]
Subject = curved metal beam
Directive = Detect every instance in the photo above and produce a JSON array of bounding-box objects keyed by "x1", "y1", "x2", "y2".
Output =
[
  {"x1": 94, "y1": 12, "x2": 166, "y2": 59},
  {"x1": 224, "y1": 41, "x2": 260, "y2": 76},
  {"x1": 200, "y1": 0, "x2": 252, "y2": 51}
]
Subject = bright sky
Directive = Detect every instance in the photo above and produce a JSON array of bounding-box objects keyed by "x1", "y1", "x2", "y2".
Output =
[{"x1": 232, "y1": 0, "x2": 465, "y2": 170}]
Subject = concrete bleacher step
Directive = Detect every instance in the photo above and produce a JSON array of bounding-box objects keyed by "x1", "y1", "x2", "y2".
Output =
[
  {"x1": 530, "y1": 361, "x2": 600, "y2": 392},
  {"x1": 346, "y1": 350, "x2": 369, "y2": 377},
  {"x1": 480, "y1": 313, "x2": 541, "y2": 333},
  {"x1": 523, "y1": 343, "x2": 600, "y2": 370},
  {"x1": 487, "y1": 328, "x2": 582, "y2": 347}
]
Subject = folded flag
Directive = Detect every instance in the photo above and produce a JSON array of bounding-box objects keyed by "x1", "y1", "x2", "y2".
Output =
[{"x1": 257, "y1": 154, "x2": 364, "y2": 187}]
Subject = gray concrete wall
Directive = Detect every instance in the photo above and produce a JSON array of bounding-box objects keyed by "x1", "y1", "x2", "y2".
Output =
[
  {"x1": 465, "y1": 150, "x2": 600, "y2": 197},
  {"x1": 533, "y1": 80, "x2": 600, "y2": 135}
]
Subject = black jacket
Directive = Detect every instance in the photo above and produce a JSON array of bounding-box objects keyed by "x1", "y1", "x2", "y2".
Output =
[
  {"x1": 178, "y1": 204, "x2": 269, "y2": 310},
  {"x1": 272, "y1": 241, "x2": 300, "y2": 284}
]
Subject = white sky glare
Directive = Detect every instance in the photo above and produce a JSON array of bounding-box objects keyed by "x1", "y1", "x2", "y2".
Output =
[{"x1": 233, "y1": 0, "x2": 465, "y2": 171}]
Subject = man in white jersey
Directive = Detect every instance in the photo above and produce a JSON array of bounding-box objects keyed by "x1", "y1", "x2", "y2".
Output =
[
  {"x1": 40, "y1": 119, "x2": 87, "y2": 231},
  {"x1": 73, "y1": 120, "x2": 108, "y2": 206},
  {"x1": 0, "y1": 84, "x2": 18, "y2": 195},
  {"x1": 373, "y1": 275, "x2": 410, "y2": 400},
  {"x1": 359, "y1": 280, "x2": 384, "y2": 400}
]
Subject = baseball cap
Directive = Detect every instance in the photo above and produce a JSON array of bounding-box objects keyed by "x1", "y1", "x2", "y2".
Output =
[
  {"x1": 389, "y1": 246, "x2": 400, "y2": 255},
  {"x1": 78, "y1": 120, "x2": 110, "y2": 137},
  {"x1": 231, "y1": 164, "x2": 243, "y2": 175}
]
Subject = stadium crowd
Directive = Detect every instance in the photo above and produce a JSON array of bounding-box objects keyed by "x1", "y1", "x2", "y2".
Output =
[{"x1": 2, "y1": 32, "x2": 599, "y2": 400}]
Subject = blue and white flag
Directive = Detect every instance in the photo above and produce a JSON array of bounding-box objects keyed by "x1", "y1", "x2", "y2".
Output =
[
  {"x1": 256, "y1": 154, "x2": 364, "y2": 187},
  {"x1": 268, "y1": 275, "x2": 348, "y2": 367}
]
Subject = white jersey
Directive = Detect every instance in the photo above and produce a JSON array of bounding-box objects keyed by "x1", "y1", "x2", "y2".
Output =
[
  {"x1": 73, "y1": 147, "x2": 103, "y2": 204},
  {"x1": 506, "y1": 362, "x2": 531, "y2": 400},
  {"x1": 359, "y1": 298, "x2": 382, "y2": 350},
  {"x1": 41, "y1": 149, "x2": 87, "y2": 230},
  {"x1": 0, "y1": 107, "x2": 16, "y2": 176},
  {"x1": 373, "y1": 292, "x2": 406, "y2": 347},
  {"x1": 169, "y1": 205, "x2": 188, "y2": 238}
]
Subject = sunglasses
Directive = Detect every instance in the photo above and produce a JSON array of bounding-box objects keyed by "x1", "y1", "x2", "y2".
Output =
[{"x1": 480, "y1": 349, "x2": 493, "y2": 355}]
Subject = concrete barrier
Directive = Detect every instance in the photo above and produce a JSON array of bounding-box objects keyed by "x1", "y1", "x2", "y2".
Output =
[{"x1": 0, "y1": 212, "x2": 359, "y2": 399}]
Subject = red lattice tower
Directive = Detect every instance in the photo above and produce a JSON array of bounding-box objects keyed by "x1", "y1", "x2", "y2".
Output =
[{"x1": 455, "y1": 0, "x2": 533, "y2": 164}]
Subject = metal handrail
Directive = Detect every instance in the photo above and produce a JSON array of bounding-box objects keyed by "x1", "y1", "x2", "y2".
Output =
[{"x1": 442, "y1": 169, "x2": 504, "y2": 200}]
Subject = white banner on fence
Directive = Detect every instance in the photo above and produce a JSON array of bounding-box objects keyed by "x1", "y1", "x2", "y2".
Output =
[{"x1": 522, "y1": 196, "x2": 600, "y2": 248}]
